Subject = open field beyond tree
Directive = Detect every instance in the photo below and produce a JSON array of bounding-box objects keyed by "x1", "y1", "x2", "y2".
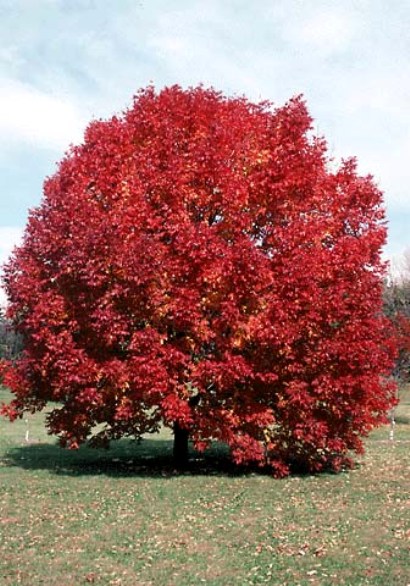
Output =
[{"x1": 1, "y1": 386, "x2": 409, "y2": 586}]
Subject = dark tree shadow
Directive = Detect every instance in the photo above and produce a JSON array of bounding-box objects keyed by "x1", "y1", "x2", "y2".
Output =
[
  {"x1": 4, "y1": 437, "x2": 255, "y2": 478},
  {"x1": 4, "y1": 436, "x2": 348, "y2": 479}
]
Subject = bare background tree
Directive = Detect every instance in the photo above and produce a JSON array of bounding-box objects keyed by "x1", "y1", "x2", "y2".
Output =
[{"x1": 384, "y1": 249, "x2": 410, "y2": 384}]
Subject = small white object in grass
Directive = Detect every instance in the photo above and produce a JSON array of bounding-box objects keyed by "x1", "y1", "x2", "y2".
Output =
[
  {"x1": 389, "y1": 410, "x2": 396, "y2": 442},
  {"x1": 25, "y1": 417, "x2": 29, "y2": 443}
]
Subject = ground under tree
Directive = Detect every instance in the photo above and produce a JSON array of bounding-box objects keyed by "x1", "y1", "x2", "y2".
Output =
[{"x1": 1, "y1": 85, "x2": 397, "y2": 476}]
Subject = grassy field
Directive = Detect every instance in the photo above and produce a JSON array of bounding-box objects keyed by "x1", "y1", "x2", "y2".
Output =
[{"x1": 0, "y1": 387, "x2": 409, "y2": 586}]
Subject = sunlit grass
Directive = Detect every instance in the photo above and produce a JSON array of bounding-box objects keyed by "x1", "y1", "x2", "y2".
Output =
[{"x1": 1, "y1": 386, "x2": 409, "y2": 585}]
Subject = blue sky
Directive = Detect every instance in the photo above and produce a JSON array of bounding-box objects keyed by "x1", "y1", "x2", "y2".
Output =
[{"x1": 1, "y1": 0, "x2": 409, "y2": 303}]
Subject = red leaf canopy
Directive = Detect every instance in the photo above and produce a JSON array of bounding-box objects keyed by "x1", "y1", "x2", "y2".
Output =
[{"x1": 1, "y1": 86, "x2": 397, "y2": 475}]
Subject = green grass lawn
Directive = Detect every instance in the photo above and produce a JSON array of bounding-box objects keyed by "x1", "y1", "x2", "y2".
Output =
[{"x1": 0, "y1": 387, "x2": 409, "y2": 586}]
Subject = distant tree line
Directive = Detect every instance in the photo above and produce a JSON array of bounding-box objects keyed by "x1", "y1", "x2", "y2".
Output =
[{"x1": 384, "y1": 251, "x2": 410, "y2": 384}]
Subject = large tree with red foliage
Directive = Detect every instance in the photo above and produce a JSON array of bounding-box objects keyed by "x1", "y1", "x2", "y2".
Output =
[{"x1": 1, "y1": 86, "x2": 397, "y2": 475}]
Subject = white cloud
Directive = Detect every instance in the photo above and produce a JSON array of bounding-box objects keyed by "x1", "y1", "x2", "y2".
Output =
[
  {"x1": 0, "y1": 78, "x2": 86, "y2": 151},
  {"x1": 149, "y1": 34, "x2": 187, "y2": 58},
  {"x1": 316, "y1": 64, "x2": 410, "y2": 210},
  {"x1": 280, "y1": 4, "x2": 360, "y2": 54},
  {"x1": 355, "y1": 146, "x2": 410, "y2": 210},
  {"x1": 300, "y1": 13, "x2": 356, "y2": 49},
  {"x1": 385, "y1": 251, "x2": 410, "y2": 282},
  {"x1": 0, "y1": 227, "x2": 23, "y2": 265}
]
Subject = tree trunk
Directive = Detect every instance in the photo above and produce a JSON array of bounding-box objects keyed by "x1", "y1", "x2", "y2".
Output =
[{"x1": 173, "y1": 422, "x2": 189, "y2": 468}]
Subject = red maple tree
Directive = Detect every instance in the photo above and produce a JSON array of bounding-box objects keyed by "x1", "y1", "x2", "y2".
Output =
[{"x1": 1, "y1": 86, "x2": 397, "y2": 475}]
